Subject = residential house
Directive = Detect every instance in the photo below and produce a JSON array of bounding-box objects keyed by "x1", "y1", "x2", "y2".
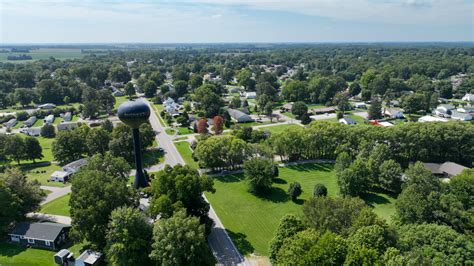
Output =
[
  {"x1": 62, "y1": 112, "x2": 72, "y2": 122},
  {"x1": 389, "y1": 100, "x2": 400, "y2": 107},
  {"x1": 49, "y1": 171, "x2": 71, "y2": 183},
  {"x1": 435, "y1": 104, "x2": 455, "y2": 117},
  {"x1": 352, "y1": 102, "x2": 367, "y2": 109},
  {"x1": 451, "y1": 110, "x2": 472, "y2": 121},
  {"x1": 163, "y1": 98, "x2": 180, "y2": 117},
  {"x1": 4, "y1": 118, "x2": 17, "y2": 128},
  {"x1": 23, "y1": 116, "x2": 37, "y2": 127},
  {"x1": 9, "y1": 222, "x2": 70, "y2": 250},
  {"x1": 461, "y1": 93, "x2": 474, "y2": 102},
  {"x1": 62, "y1": 158, "x2": 88, "y2": 173},
  {"x1": 311, "y1": 107, "x2": 337, "y2": 115},
  {"x1": 49, "y1": 158, "x2": 87, "y2": 183},
  {"x1": 228, "y1": 108, "x2": 254, "y2": 123},
  {"x1": 244, "y1": 92, "x2": 257, "y2": 99},
  {"x1": 281, "y1": 103, "x2": 293, "y2": 112},
  {"x1": 112, "y1": 90, "x2": 125, "y2": 97},
  {"x1": 20, "y1": 127, "x2": 41, "y2": 136},
  {"x1": 418, "y1": 115, "x2": 449, "y2": 123},
  {"x1": 384, "y1": 108, "x2": 404, "y2": 119},
  {"x1": 339, "y1": 117, "x2": 357, "y2": 125},
  {"x1": 76, "y1": 250, "x2": 103, "y2": 266},
  {"x1": 457, "y1": 106, "x2": 474, "y2": 113},
  {"x1": 423, "y1": 162, "x2": 468, "y2": 178},
  {"x1": 44, "y1": 114, "x2": 55, "y2": 124},
  {"x1": 57, "y1": 122, "x2": 78, "y2": 131},
  {"x1": 38, "y1": 103, "x2": 56, "y2": 109}
]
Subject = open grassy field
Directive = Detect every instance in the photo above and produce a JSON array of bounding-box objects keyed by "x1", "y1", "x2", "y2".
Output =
[
  {"x1": 40, "y1": 194, "x2": 71, "y2": 216},
  {"x1": 0, "y1": 242, "x2": 84, "y2": 266},
  {"x1": 0, "y1": 48, "x2": 85, "y2": 62},
  {"x1": 256, "y1": 124, "x2": 302, "y2": 134},
  {"x1": 114, "y1": 96, "x2": 129, "y2": 109},
  {"x1": 174, "y1": 141, "x2": 198, "y2": 168},
  {"x1": 205, "y1": 163, "x2": 397, "y2": 256}
]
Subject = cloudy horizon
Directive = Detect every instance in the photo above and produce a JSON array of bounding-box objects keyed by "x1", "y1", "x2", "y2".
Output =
[{"x1": 1, "y1": 0, "x2": 473, "y2": 43}]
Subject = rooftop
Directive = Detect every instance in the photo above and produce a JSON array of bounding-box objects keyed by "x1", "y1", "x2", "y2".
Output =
[{"x1": 10, "y1": 222, "x2": 70, "y2": 241}]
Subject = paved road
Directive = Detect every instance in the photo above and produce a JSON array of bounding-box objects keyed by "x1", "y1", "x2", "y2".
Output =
[
  {"x1": 143, "y1": 98, "x2": 248, "y2": 265},
  {"x1": 27, "y1": 213, "x2": 71, "y2": 225},
  {"x1": 40, "y1": 185, "x2": 71, "y2": 205}
]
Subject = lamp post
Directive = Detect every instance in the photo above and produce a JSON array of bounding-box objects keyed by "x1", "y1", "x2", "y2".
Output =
[{"x1": 117, "y1": 100, "x2": 151, "y2": 189}]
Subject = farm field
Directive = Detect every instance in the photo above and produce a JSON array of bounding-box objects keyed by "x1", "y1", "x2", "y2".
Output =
[
  {"x1": 205, "y1": 163, "x2": 396, "y2": 256},
  {"x1": 0, "y1": 48, "x2": 85, "y2": 62}
]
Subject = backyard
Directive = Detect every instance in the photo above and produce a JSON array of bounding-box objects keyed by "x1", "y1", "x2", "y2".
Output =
[
  {"x1": 174, "y1": 141, "x2": 198, "y2": 168},
  {"x1": 40, "y1": 194, "x2": 71, "y2": 216},
  {"x1": 205, "y1": 163, "x2": 396, "y2": 256},
  {"x1": 0, "y1": 242, "x2": 83, "y2": 266}
]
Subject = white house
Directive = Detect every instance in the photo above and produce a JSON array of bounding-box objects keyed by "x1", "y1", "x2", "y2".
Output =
[
  {"x1": 57, "y1": 122, "x2": 78, "y2": 131},
  {"x1": 352, "y1": 102, "x2": 366, "y2": 109},
  {"x1": 38, "y1": 103, "x2": 56, "y2": 109},
  {"x1": 244, "y1": 92, "x2": 257, "y2": 99},
  {"x1": 23, "y1": 116, "x2": 37, "y2": 127},
  {"x1": 461, "y1": 93, "x2": 474, "y2": 102},
  {"x1": 44, "y1": 114, "x2": 55, "y2": 124},
  {"x1": 339, "y1": 117, "x2": 357, "y2": 125},
  {"x1": 4, "y1": 118, "x2": 17, "y2": 128},
  {"x1": 418, "y1": 115, "x2": 449, "y2": 123},
  {"x1": 384, "y1": 108, "x2": 404, "y2": 119},
  {"x1": 457, "y1": 106, "x2": 474, "y2": 113},
  {"x1": 228, "y1": 108, "x2": 254, "y2": 123},
  {"x1": 62, "y1": 112, "x2": 72, "y2": 122},
  {"x1": 163, "y1": 98, "x2": 180, "y2": 116},
  {"x1": 49, "y1": 171, "x2": 71, "y2": 183},
  {"x1": 451, "y1": 110, "x2": 472, "y2": 121},
  {"x1": 435, "y1": 104, "x2": 455, "y2": 117}
]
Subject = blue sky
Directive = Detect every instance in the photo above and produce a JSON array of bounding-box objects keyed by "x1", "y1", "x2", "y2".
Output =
[{"x1": 0, "y1": 0, "x2": 473, "y2": 43}]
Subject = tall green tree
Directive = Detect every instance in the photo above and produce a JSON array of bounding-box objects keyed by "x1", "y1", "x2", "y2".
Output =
[
  {"x1": 105, "y1": 206, "x2": 152, "y2": 266},
  {"x1": 243, "y1": 157, "x2": 276, "y2": 194},
  {"x1": 52, "y1": 129, "x2": 86, "y2": 165},
  {"x1": 23, "y1": 136, "x2": 43, "y2": 163}
]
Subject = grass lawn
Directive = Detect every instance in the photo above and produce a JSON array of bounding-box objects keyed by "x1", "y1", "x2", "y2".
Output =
[
  {"x1": 176, "y1": 127, "x2": 194, "y2": 135},
  {"x1": 205, "y1": 163, "x2": 337, "y2": 256},
  {"x1": 24, "y1": 163, "x2": 64, "y2": 187},
  {"x1": 205, "y1": 162, "x2": 397, "y2": 257},
  {"x1": 152, "y1": 104, "x2": 167, "y2": 127},
  {"x1": 174, "y1": 141, "x2": 198, "y2": 168},
  {"x1": 12, "y1": 121, "x2": 24, "y2": 129},
  {"x1": 143, "y1": 149, "x2": 165, "y2": 167},
  {"x1": 280, "y1": 112, "x2": 295, "y2": 119},
  {"x1": 257, "y1": 124, "x2": 301, "y2": 134},
  {"x1": 52, "y1": 118, "x2": 61, "y2": 125},
  {"x1": 165, "y1": 128, "x2": 176, "y2": 135},
  {"x1": 40, "y1": 194, "x2": 70, "y2": 216},
  {"x1": 347, "y1": 115, "x2": 366, "y2": 124},
  {"x1": 114, "y1": 96, "x2": 129, "y2": 109},
  {"x1": 307, "y1": 104, "x2": 327, "y2": 109},
  {"x1": 31, "y1": 119, "x2": 44, "y2": 127},
  {"x1": 71, "y1": 115, "x2": 79, "y2": 122},
  {"x1": 0, "y1": 242, "x2": 84, "y2": 266}
]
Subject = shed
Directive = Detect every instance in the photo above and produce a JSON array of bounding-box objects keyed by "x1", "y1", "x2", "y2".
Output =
[
  {"x1": 76, "y1": 250, "x2": 103, "y2": 266},
  {"x1": 44, "y1": 114, "x2": 55, "y2": 124}
]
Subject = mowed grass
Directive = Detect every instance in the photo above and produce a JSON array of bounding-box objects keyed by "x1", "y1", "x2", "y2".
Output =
[
  {"x1": 0, "y1": 242, "x2": 84, "y2": 266},
  {"x1": 205, "y1": 163, "x2": 337, "y2": 256},
  {"x1": 205, "y1": 163, "x2": 397, "y2": 256},
  {"x1": 174, "y1": 141, "x2": 198, "y2": 168},
  {"x1": 40, "y1": 194, "x2": 71, "y2": 216},
  {"x1": 257, "y1": 124, "x2": 302, "y2": 134},
  {"x1": 114, "y1": 96, "x2": 129, "y2": 109}
]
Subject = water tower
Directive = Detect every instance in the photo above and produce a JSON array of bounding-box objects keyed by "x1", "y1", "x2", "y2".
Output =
[{"x1": 117, "y1": 100, "x2": 151, "y2": 189}]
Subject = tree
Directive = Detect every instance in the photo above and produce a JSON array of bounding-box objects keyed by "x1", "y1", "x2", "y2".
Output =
[
  {"x1": 189, "y1": 74, "x2": 203, "y2": 90},
  {"x1": 305, "y1": 231, "x2": 347, "y2": 265},
  {"x1": 264, "y1": 102, "x2": 274, "y2": 122},
  {"x1": 105, "y1": 206, "x2": 152, "y2": 266},
  {"x1": 230, "y1": 96, "x2": 241, "y2": 109},
  {"x1": 237, "y1": 69, "x2": 255, "y2": 90},
  {"x1": 287, "y1": 182, "x2": 302, "y2": 201},
  {"x1": 143, "y1": 80, "x2": 158, "y2": 98},
  {"x1": 276, "y1": 229, "x2": 320, "y2": 265},
  {"x1": 86, "y1": 128, "x2": 110, "y2": 156},
  {"x1": 52, "y1": 129, "x2": 86, "y2": 165},
  {"x1": 401, "y1": 93, "x2": 425, "y2": 114},
  {"x1": 63, "y1": 96, "x2": 70, "y2": 105},
  {"x1": 109, "y1": 65, "x2": 131, "y2": 83},
  {"x1": 173, "y1": 80, "x2": 188, "y2": 97},
  {"x1": 23, "y1": 137, "x2": 43, "y2": 163},
  {"x1": 269, "y1": 214, "x2": 306, "y2": 263},
  {"x1": 337, "y1": 158, "x2": 369, "y2": 197},
  {"x1": 345, "y1": 225, "x2": 396, "y2": 265},
  {"x1": 313, "y1": 184, "x2": 328, "y2": 197},
  {"x1": 150, "y1": 210, "x2": 215, "y2": 265},
  {"x1": 349, "y1": 82, "x2": 361, "y2": 96},
  {"x1": 212, "y1": 116, "x2": 224, "y2": 135},
  {"x1": 14, "y1": 88, "x2": 33, "y2": 107},
  {"x1": 70, "y1": 169, "x2": 133, "y2": 249},
  {"x1": 83, "y1": 152, "x2": 131, "y2": 181},
  {"x1": 40, "y1": 124, "x2": 55, "y2": 138},
  {"x1": 300, "y1": 113, "x2": 312, "y2": 125},
  {"x1": 149, "y1": 165, "x2": 215, "y2": 221},
  {"x1": 196, "y1": 118, "x2": 208, "y2": 134},
  {"x1": 368, "y1": 98, "x2": 382, "y2": 119},
  {"x1": 124, "y1": 82, "x2": 135, "y2": 99},
  {"x1": 379, "y1": 160, "x2": 402, "y2": 193},
  {"x1": 303, "y1": 196, "x2": 367, "y2": 236},
  {"x1": 4, "y1": 135, "x2": 25, "y2": 164},
  {"x1": 193, "y1": 85, "x2": 223, "y2": 117},
  {"x1": 0, "y1": 168, "x2": 45, "y2": 234},
  {"x1": 291, "y1": 101, "x2": 308, "y2": 119},
  {"x1": 101, "y1": 119, "x2": 114, "y2": 133},
  {"x1": 243, "y1": 157, "x2": 276, "y2": 194}
]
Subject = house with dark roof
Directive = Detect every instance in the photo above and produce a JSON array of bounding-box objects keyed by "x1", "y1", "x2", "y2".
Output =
[
  {"x1": 228, "y1": 108, "x2": 254, "y2": 123},
  {"x1": 423, "y1": 162, "x2": 468, "y2": 178},
  {"x1": 9, "y1": 222, "x2": 70, "y2": 250}
]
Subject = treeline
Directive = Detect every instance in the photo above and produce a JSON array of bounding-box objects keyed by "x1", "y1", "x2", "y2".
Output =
[
  {"x1": 7, "y1": 54, "x2": 32, "y2": 60},
  {"x1": 0, "y1": 134, "x2": 43, "y2": 164}
]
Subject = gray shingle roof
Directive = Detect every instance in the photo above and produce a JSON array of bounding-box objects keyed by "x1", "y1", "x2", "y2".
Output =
[{"x1": 10, "y1": 222, "x2": 70, "y2": 241}]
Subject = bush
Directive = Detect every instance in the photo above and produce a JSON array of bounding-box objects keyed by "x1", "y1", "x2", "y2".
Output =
[
  {"x1": 288, "y1": 182, "x2": 302, "y2": 201},
  {"x1": 40, "y1": 124, "x2": 56, "y2": 138},
  {"x1": 313, "y1": 184, "x2": 328, "y2": 197},
  {"x1": 15, "y1": 111, "x2": 29, "y2": 121}
]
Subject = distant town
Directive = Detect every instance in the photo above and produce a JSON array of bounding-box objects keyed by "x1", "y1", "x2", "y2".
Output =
[{"x1": 0, "y1": 43, "x2": 473, "y2": 265}]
